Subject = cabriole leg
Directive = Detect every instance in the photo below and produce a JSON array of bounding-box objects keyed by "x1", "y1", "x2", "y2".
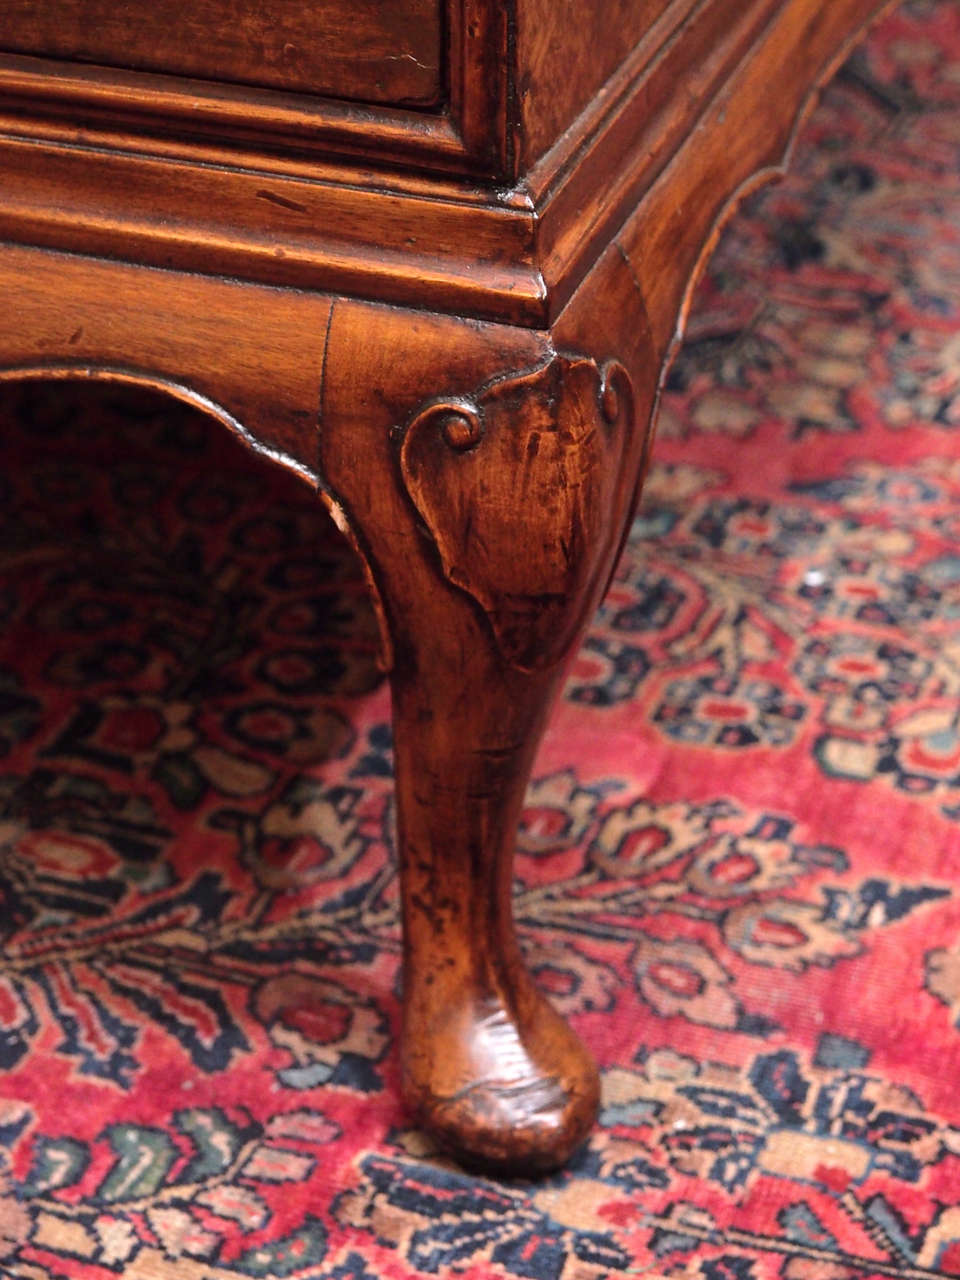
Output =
[
  {"x1": 391, "y1": 617, "x2": 599, "y2": 1173},
  {"x1": 319, "y1": 301, "x2": 653, "y2": 1172}
]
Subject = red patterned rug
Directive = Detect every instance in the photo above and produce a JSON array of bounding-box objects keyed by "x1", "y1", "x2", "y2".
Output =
[{"x1": 4, "y1": 3, "x2": 960, "y2": 1277}]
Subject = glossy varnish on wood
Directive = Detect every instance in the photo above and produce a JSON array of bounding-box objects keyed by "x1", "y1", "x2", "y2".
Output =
[
  {"x1": 515, "y1": 0, "x2": 675, "y2": 166},
  {"x1": 0, "y1": 0, "x2": 443, "y2": 104},
  {"x1": 0, "y1": 0, "x2": 894, "y2": 1173}
]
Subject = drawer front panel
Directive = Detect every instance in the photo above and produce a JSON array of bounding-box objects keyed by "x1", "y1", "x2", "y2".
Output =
[{"x1": 0, "y1": 0, "x2": 443, "y2": 106}]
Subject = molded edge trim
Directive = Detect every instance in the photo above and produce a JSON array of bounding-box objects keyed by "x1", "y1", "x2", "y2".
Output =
[{"x1": 0, "y1": 0, "x2": 892, "y2": 329}]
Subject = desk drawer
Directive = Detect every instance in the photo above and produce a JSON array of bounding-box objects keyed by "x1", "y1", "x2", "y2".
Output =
[{"x1": 0, "y1": 0, "x2": 443, "y2": 106}]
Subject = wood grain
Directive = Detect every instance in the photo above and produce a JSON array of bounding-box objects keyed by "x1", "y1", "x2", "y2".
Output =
[
  {"x1": 0, "y1": 242, "x2": 329, "y2": 475},
  {"x1": 515, "y1": 0, "x2": 667, "y2": 168},
  {"x1": 0, "y1": 132, "x2": 542, "y2": 326},
  {"x1": 0, "y1": 52, "x2": 467, "y2": 171},
  {"x1": 615, "y1": 0, "x2": 897, "y2": 359},
  {"x1": 400, "y1": 355, "x2": 635, "y2": 670},
  {"x1": 0, "y1": 0, "x2": 891, "y2": 327},
  {"x1": 318, "y1": 298, "x2": 657, "y2": 1171},
  {"x1": 533, "y1": 0, "x2": 783, "y2": 320},
  {"x1": 0, "y1": 0, "x2": 898, "y2": 1174},
  {"x1": 0, "y1": 0, "x2": 443, "y2": 106}
]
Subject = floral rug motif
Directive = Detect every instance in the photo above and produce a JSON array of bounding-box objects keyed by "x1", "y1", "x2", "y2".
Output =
[{"x1": 4, "y1": 2, "x2": 960, "y2": 1277}]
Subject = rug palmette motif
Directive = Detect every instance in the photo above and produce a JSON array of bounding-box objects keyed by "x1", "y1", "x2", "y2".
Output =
[{"x1": 4, "y1": 2, "x2": 960, "y2": 1277}]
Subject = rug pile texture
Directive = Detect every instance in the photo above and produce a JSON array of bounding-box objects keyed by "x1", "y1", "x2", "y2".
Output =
[{"x1": 3, "y1": 2, "x2": 960, "y2": 1276}]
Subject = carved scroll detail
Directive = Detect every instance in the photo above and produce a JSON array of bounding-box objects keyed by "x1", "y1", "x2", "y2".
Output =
[{"x1": 399, "y1": 353, "x2": 636, "y2": 671}]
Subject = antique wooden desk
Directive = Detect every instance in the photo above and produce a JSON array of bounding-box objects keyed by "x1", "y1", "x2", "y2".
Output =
[{"x1": 0, "y1": 0, "x2": 892, "y2": 1173}]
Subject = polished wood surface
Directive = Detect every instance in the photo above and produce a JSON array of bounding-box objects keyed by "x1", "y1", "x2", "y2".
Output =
[
  {"x1": 516, "y1": 0, "x2": 676, "y2": 166},
  {"x1": 0, "y1": 0, "x2": 893, "y2": 1173},
  {"x1": 0, "y1": 0, "x2": 443, "y2": 104}
]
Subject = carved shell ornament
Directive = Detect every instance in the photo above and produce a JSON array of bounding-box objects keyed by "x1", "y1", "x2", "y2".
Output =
[{"x1": 399, "y1": 354, "x2": 635, "y2": 671}]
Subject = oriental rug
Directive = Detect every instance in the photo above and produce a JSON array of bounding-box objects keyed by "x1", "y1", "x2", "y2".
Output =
[{"x1": 3, "y1": 2, "x2": 960, "y2": 1277}]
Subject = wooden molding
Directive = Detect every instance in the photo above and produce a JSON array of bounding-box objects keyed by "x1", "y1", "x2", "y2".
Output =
[
  {"x1": 0, "y1": 0, "x2": 445, "y2": 110},
  {"x1": 0, "y1": 0, "x2": 893, "y2": 328},
  {"x1": 531, "y1": 0, "x2": 784, "y2": 319},
  {"x1": 0, "y1": 0, "x2": 518, "y2": 178},
  {"x1": 0, "y1": 0, "x2": 902, "y2": 1179},
  {"x1": 0, "y1": 53, "x2": 470, "y2": 170},
  {"x1": 0, "y1": 131, "x2": 543, "y2": 326}
]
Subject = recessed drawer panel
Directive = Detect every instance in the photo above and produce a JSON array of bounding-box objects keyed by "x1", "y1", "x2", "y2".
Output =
[{"x1": 0, "y1": 0, "x2": 444, "y2": 106}]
